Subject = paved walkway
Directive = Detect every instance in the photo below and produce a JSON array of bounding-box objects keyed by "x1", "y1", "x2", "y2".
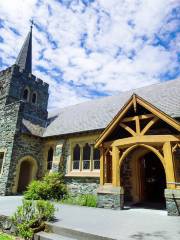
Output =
[{"x1": 0, "y1": 196, "x2": 180, "y2": 240}]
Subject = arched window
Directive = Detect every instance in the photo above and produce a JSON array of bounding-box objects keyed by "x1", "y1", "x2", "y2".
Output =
[
  {"x1": 93, "y1": 148, "x2": 100, "y2": 170},
  {"x1": 83, "y1": 143, "x2": 91, "y2": 170},
  {"x1": 47, "y1": 147, "x2": 53, "y2": 170},
  {"x1": 32, "y1": 92, "x2": 37, "y2": 104},
  {"x1": 23, "y1": 88, "x2": 29, "y2": 101},
  {"x1": 73, "y1": 144, "x2": 80, "y2": 170}
]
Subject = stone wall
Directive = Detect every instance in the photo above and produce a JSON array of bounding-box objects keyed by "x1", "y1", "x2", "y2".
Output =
[
  {"x1": 0, "y1": 67, "x2": 12, "y2": 101},
  {"x1": 8, "y1": 65, "x2": 49, "y2": 115},
  {"x1": 97, "y1": 186, "x2": 124, "y2": 209},
  {"x1": 51, "y1": 140, "x2": 66, "y2": 173},
  {"x1": 66, "y1": 177, "x2": 99, "y2": 196},
  {"x1": 0, "y1": 102, "x2": 20, "y2": 195},
  {"x1": 165, "y1": 189, "x2": 180, "y2": 216},
  {"x1": 121, "y1": 155, "x2": 133, "y2": 202},
  {"x1": 9, "y1": 134, "x2": 45, "y2": 194}
]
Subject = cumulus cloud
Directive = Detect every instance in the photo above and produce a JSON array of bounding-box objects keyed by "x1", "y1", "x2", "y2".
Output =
[{"x1": 0, "y1": 0, "x2": 179, "y2": 110}]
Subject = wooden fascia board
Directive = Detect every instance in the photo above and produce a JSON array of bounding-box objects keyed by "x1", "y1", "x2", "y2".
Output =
[
  {"x1": 95, "y1": 97, "x2": 134, "y2": 148},
  {"x1": 136, "y1": 96, "x2": 180, "y2": 131}
]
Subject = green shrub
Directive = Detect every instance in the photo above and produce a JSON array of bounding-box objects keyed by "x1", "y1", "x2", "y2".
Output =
[
  {"x1": 85, "y1": 194, "x2": 97, "y2": 207},
  {"x1": 23, "y1": 180, "x2": 45, "y2": 200},
  {"x1": 24, "y1": 172, "x2": 67, "y2": 201},
  {"x1": 12, "y1": 200, "x2": 55, "y2": 239},
  {"x1": 62, "y1": 194, "x2": 97, "y2": 207}
]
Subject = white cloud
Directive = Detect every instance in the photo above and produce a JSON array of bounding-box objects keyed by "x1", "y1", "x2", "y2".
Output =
[{"x1": 0, "y1": 0, "x2": 179, "y2": 109}]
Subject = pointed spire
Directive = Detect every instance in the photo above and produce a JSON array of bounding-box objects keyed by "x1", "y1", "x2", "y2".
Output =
[{"x1": 15, "y1": 22, "x2": 33, "y2": 73}]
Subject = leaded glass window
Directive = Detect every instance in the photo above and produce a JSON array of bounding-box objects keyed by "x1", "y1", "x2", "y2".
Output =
[
  {"x1": 93, "y1": 148, "x2": 100, "y2": 170},
  {"x1": 83, "y1": 143, "x2": 90, "y2": 170},
  {"x1": 73, "y1": 144, "x2": 80, "y2": 170}
]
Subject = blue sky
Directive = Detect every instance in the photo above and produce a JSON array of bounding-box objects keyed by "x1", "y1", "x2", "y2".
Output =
[{"x1": 0, "y1": 0, "x2": 179, "y2": 109}]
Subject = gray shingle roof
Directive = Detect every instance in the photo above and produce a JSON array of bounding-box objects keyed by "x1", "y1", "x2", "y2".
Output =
[
  {"x1": 22, "y1": 119, "x2": 45, "y2": 137},
  {"x1": 43, "y1": 79, "x2": 180, "y2": 137}
]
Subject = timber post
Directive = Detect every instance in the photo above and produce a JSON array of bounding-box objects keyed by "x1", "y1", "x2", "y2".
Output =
[
  {"x1": 112, "y1": 146, "x2": 120, "y2": 187},
  {"x1": 163, "y1": 142, "x2": 175, "y2": 189}
]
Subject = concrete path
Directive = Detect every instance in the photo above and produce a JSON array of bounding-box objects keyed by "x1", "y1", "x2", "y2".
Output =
[{"x1": 0, "y1": 196, "x2": 180, "y2": 240}]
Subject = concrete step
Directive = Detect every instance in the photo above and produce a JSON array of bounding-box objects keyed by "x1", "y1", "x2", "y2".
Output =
[
  {"x1": 34, "y1": 231, "x2": 77, "y2": 240},
  {"x1": 47, "y1": 222, "x2": 115, "y2": 240}
]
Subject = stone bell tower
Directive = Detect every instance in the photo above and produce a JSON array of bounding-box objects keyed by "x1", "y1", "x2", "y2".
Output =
[{"x1": 0, "y1": 24, "x2": 49, "y2": 195}]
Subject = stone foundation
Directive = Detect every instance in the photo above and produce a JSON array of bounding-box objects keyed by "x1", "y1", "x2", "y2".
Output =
[
  {"x1": 66, "y1": 177, "x2": 99, "y2": 196},
  {"x1": 165, "y1": 189, "x2": 180, "y2": 216},
  {"x1": 121, "y1": 155, "x2": 133, "y2": 202},
  {"x1": 97, "y1": 185, "x2": 124, "y2": 209}
]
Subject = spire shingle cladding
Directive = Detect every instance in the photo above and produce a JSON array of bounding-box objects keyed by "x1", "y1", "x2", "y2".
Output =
[{"x1": 15, "y1": 27, "x2": 32, "y2": 73}]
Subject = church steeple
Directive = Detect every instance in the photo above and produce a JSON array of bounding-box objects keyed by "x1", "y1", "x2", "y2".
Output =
[{"x1": 15, "y1": 24, "x2": 33, "y2": 73}]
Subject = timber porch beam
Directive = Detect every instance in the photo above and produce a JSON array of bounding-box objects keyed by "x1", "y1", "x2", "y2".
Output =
[{"x1": 103, "y1": 135, "x2": 180, "y2": 148}]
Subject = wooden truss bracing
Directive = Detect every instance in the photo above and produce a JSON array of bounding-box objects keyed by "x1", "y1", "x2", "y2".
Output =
[{"x1": 120, "y1": 113, "x2": 159, "y2": 137}]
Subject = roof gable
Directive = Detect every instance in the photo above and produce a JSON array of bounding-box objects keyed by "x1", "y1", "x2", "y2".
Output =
[{"x1": 95, "y1": 94, "x2": 180, "y2": 147}]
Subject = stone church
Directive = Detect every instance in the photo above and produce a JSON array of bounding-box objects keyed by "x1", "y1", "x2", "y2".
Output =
[{"x1": 0, "y1": 28, "x2": 179, "y2": 216}]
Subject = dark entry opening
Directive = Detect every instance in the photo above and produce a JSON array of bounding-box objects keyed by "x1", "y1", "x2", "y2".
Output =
[
  {"x1": 17, "y1": 161, "x2": 33, "y2": 193},
  {"x1": 140, "y1": 152, "x2": 166, "y2": 202},
  {"x1": 137, "y1": 152, "x2": 166, "y2": 209}
]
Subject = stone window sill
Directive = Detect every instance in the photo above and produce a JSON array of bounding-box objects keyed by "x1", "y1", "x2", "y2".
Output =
[{"x1": 65, "y1": 171, "x2": 100, "y2": 177}]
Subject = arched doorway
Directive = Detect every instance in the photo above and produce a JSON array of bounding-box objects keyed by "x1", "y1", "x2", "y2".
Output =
[
  {"x1": 17, "y1": 158, "x2": 37, "y2": 193},
  {"x1": 121, "y1": 147, "x2": 166, "y2": 209},
  {"x1": 138, "y1": 151, "x2": 166, "y2": 207}
]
